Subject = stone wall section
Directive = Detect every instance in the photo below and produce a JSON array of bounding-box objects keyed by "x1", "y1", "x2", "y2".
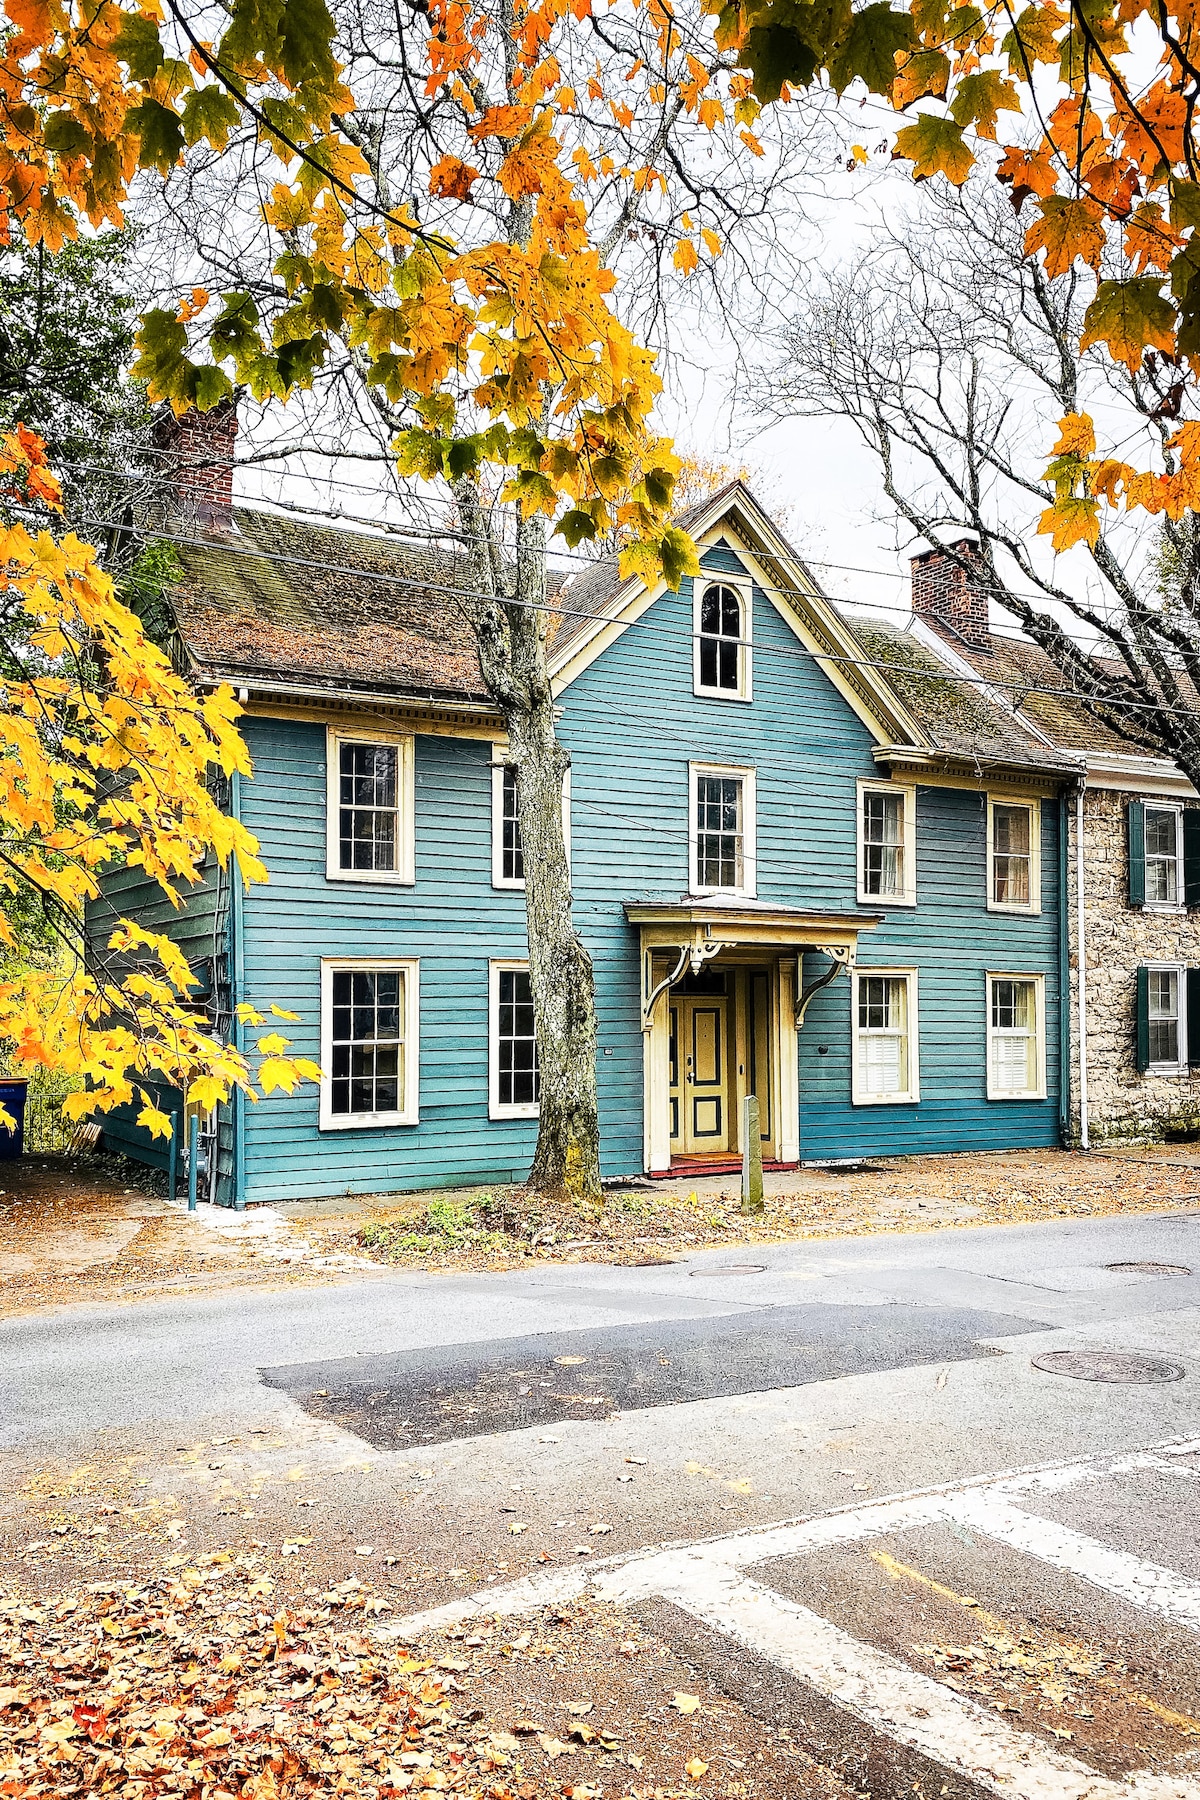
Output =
[{"x1": 1064, "y1": 785, "x2": 1200, "y2": 1142}]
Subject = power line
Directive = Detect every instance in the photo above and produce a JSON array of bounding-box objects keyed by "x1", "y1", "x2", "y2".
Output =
[
  {"x1": 31, "y1": 500, "x2": 1193, "y2": 738},
  {"x1": 60, "y1": 453, "x2": 1128, "y2": 635}
]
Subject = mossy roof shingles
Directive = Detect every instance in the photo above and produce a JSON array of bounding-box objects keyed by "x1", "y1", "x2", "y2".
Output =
[
  {"x1": 169, "y1": 508, "x2": 491, "y2": 701},
  {"x1": 853, "y1": 620, "x2": 1078, "y2": 770}
]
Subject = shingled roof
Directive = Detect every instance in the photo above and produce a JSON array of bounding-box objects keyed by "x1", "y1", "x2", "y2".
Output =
[
  {"x1": 852, "y1": 620, "x2": 1079, "y2": 772},
  {"x1": 167, "y1": 508, "x2": 492, "y2": 703}
]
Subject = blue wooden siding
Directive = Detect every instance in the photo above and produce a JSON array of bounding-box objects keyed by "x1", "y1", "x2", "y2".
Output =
[
  {"x1": 111, "y1": 534, "x2": 1063, "y2": 1201},
  {"x1": 87, "y1": 851, "x2": 226, "y2": 1181},
  {"x1": 235, "y1": 723, "x2": 537, "y2": 1201}
]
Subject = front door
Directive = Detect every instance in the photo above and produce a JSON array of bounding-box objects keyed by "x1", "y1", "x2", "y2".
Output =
[{"x1": 669, "y1": 989, "x2": 731, "y2": 1154}]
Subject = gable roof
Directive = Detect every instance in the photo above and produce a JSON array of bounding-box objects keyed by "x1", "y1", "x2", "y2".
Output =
[{"x1": 156, "y1": 486, "x2": 1080, "y2": 782}]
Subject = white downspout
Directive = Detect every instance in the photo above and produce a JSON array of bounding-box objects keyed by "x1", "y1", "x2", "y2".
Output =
[{"x1": 1075, "y1": 782, "x2": 1090, "y2": 1150}]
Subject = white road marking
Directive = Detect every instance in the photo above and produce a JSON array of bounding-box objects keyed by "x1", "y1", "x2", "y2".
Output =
[
  {"x1": 388, "y1": 1435, "x2": 1200, "y2": 1799},
  {"x1": 666, "y1": 1566, "x2": 1136, "y2": 1800},
  {"x1": 948, "y1": 1494, "x2": 1200, "y2": 1630}
]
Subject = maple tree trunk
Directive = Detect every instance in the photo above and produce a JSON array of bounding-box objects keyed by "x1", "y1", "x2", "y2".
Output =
[{"x1": 457, "y1": 489, "x2": 603, "y2": 1206}]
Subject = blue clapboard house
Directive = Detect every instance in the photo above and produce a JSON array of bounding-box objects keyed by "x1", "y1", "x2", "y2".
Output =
[{"x1": 99, "y1": 419, "x2": 1080, "y2": 1206}]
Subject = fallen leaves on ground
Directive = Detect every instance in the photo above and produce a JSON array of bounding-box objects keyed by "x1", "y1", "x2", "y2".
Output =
[{"x1": 0, "y1": 1579, "x2": 852, "y2": 1799}]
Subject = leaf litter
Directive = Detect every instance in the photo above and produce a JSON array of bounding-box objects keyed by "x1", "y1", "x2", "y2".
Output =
[{"x1": 0, "y1": 1575, "x2": 854, "y2": 1799}]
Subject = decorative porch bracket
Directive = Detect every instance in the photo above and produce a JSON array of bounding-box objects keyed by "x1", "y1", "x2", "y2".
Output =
[
  {"x1": 796, "y1": 944, "x2": 855, "y2": 1027},
  {"x1": 641, "y1": 933, "x2": 728, "y2": 1032}
]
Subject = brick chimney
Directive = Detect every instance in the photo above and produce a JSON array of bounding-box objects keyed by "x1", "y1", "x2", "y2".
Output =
[
  {"x1": 151, "y1": 397, "x2": 238, "y2": 530},
  {"x1": 910, "y1": 537, "x2": 991, "y2": 650}
]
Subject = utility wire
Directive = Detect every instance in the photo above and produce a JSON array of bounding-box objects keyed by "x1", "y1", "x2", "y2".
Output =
[{"x1": 26, "y1": 500, "x2": 1192, "y2": 736}]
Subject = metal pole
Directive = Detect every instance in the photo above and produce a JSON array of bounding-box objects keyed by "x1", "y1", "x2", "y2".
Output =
[
  {"x1": 187, "y1": 1111, "x2": 199, "y2": 1212},
  {"x1": 741, "y1": 1094, "x2": 764, "y2": 1214},
  {"x1": 167, "y1": 1104, "x2": 179, "y2": 1204}
]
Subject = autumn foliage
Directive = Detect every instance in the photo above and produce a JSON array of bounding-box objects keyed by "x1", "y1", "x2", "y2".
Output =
[{"x1": 0, "y1": 429, "x2": 319, "y2": 1137}]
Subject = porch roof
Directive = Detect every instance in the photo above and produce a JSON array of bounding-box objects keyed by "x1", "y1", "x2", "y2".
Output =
[{"x1": 624, "y1": 898, "x2": 882, "y2": 954}]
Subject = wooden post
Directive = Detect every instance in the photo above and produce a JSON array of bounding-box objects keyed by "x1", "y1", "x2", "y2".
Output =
[{"x1": 741, "y1": 1094, "x2": 764, "y2": 1214}]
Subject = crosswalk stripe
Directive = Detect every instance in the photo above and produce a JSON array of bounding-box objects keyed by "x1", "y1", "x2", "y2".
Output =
[
  {"x1": 663, "y1": 1565, "x2": 1162, "y2": 1800},
  {"x1": 949, "y1": 1494, "x2": 1200, "y2": 1630}
]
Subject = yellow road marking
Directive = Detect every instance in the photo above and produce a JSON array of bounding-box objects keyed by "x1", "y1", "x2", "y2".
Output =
[{"x1": 868, "y1": 1547, "x2": 1200, "y2": 1738}]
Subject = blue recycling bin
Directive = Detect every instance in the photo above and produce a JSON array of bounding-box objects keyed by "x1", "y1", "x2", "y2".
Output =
[{"x1": 0, "y1": 1077, "x2": 28, "y2": 1159}]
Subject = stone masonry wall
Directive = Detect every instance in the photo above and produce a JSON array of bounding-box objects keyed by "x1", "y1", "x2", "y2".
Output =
[{"x1": 1065, "y1": 785, "x2": 1200, "y2": 1142}]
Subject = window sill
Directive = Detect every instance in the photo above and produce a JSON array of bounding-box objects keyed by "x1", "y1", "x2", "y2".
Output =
[
  {"x1": 325, "y1": 871, "x2": 415, "y2": 887},
  {"x1": 851, "y1": 1092, "x2": 919, "y2": 1107},
  {"x1": 857, "y1": 892, "x2": 917, "y2": 909},
  {"x1": 1143, "y1": 903, "x2": 1186, "y2": 915},
  {"x1": 319, "y1": 1113, "x2": 419, "y2": 1130},
  {"x1": 492, "y1": 878, "x2": 526, "y2": 893},
  {"x1": 986, "y1": 1089, "x2": 1047, "y2": 1103},
  {"x1": 692, "y1": 684, "x2": 752, "y2": 703},
  {"x1": 1146, "y1": 1064, "x2": 1189, "y2": 1077},
  {"x1": 689, "y1": 887, "x2": 757, "y2": 902},
  {"x1": 489, "y1": 1104, "x2": 540, "y2": 1121},
  {"x1": 986, "y1": 901, "x2": 1041, "y2": 916}
]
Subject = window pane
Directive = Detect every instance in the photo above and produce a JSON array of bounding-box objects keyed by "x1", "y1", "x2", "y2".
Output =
[
  {"x1": 990, "y1": 978, "x2": 1037, "y2": 1093},
  {"x1": 497, "y1": 968, "x2": 540, "y2": 1108},
  {"x1": 329, "y1": 967, "x2": 406, "y2": 1116},
  {"x1": 856, "y1": 976, "x2": 909, "y2": 1096},
  {"x1": 338, "y1": 742, "x2": 400, "y2": 873},
  {"x1": 1145, "y1": 809, "x2": 1178, "y2": 858},
  {"x1": 863, "y1": 792, "x2": 903, "y2": 896},
  {"x1": 993, "y1": 804, "x2": 1031, "y2": 905},
  {"x1": 697, "y1": 584, "x2": 742, "y2": 692},
  {"x1": 501, "y1": 765, "x2": 524, "y2": 881},
  {"x1": 696, "y1": 774, "x2": 743, "y2": 889}
]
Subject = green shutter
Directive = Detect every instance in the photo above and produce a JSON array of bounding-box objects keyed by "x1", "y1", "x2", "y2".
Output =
[
  {"x1": 1185, "y1": 810, "x2": 1200, "y2": 907},
  {"x1": 1136, "y1": 965, "x2": 1150, "y2": 1072},
  {"x1": 1128, "y1": 800, "x2": 1146, "y2": 908},
  {"x1": 1189, "y1": 969, "x2": 1200, "y2": 1068}
]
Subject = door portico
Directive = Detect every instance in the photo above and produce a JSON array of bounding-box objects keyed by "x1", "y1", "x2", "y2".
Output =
[{"x1": 627, "y1": 901, "x2": 881, "y2": 1175}]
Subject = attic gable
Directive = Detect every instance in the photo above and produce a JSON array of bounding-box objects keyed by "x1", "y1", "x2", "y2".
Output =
[{"x1": 549, "y1": 481, "x2": 931, "y2": 751}]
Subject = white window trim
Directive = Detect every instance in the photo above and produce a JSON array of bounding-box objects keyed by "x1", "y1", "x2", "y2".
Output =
[
  {"x1": 693, "y1": 572, "x2": 753, "y2": 702},
  {"x1": 851, "y1": 967, "x2": 920, "y2": 1106},
  {"x1": 319, "y1": 956, "x2": 420, "y2": 1130},
  {"x1": 986, "y1": 794, "x2": 1041, "y2": 915},
  {"x1": 1146, "y1": 960, "x2": 1189, "y2": 1074},
  {"x1": 325, "y1": 727, "x2": 415, "y2": 885},
  {"x1": 490, "y1": 747, "x2": 571, "y2": 890},
  {"x1": 1143, "y1": 802, "x2": 1186, "y2": 914},
  {"x1": 688, "y1": 761, "x2": 757, "y2": 899},
  {"x1": 986, "y1": 970, "x2": 1046, "y2": 1101},
  {"x1": 856, "y1": 779, "x2": 917, "y2": 907},
  {"x1": 489, "y1": 958, "x2": 540, "y2": 1120}
]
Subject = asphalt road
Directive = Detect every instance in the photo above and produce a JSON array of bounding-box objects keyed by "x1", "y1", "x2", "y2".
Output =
[{"x1": 5, "y1": 1206, "x2": 1200, "y2": 1796}]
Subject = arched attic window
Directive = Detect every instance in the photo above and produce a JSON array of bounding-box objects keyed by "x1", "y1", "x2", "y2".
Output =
[{"x1": 695, "y1": 578, "x2": 751, "y2": 699}]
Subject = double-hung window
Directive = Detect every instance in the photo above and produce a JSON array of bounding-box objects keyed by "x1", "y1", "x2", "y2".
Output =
[
  {"x1": 490, "y1": 751, "x2": 571, "y2": 889},
  {"x1": 986, "y1": 973, "x2": 1045, "y2": 1099},
  {"x1": 1137, "y1": 963, "x2": 1190, "y2": 1073},
  {"x1": 490, "y1": 961, "x2": 540, "y2": 1117},
  {"x1": 1145, "y1": 805, "x2": 1183, "y2": 907},
  {"x1": 857, "y1": 781, "x2": 916, "y2": 905},
  {"x1": 492, "y1": 762, "x2": 524, "y2": 887},
  {"x1": 694, "y1": 578, "x2": 751, "y2": 699},
  {"x1": 689, "y1": 763, "x2": 756, "y2": 896},
  {"x1": 326, "y1": 729, "x2": 415, "y2": 883},
  {"x1": 320, "y1": 958, "x2": 419, "y2": 1127},
  {"x1": 852, "y1": 970, "x2": 919, "y2": 1104},
  {"x1": 987, "y1": 796, "x2": 1040, "y2": 912}
]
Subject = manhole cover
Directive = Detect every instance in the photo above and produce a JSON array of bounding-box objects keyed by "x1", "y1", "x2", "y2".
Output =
[
  {"x1": 1105, "y1": 1260, "x2": 1191, "y2": 1277},
  {"x1": 689, "y1": 1263, "x2": 767, "y2": 1277},
  {"x1": 1031, "y1": 1350, "x2": 1187, "y2": 1384}
]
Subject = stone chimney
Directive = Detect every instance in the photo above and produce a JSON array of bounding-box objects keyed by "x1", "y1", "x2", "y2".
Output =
[
  {"x1": 910, "y1": 537, "x2": 991, "y2": 650},
  {"x1": 151, "y1": 396, "x2": 238, "y2": 530}
]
